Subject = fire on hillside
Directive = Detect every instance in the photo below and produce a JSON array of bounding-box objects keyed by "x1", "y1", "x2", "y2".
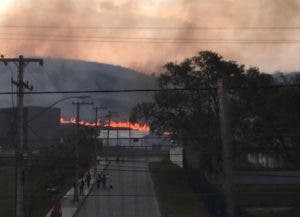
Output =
[{"x1": 59, "y1": 118, "x2": 150, "y2": 132}]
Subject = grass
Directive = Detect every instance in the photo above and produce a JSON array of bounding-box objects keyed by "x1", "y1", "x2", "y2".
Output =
[
  {"x1": 0, "y1": 166, "x2": 15, "y2": 216},
  {"x1": 0, "y1": 166, "x2": 73, "y2": 217},
  {"x1": 23, "y1": 168, "x2": 73, "y2": 217},
  {"x1": 149, "y1": 158, "x2": 211, "y2": 217},
  {"x1": 0, "y1": 160, "x2": 73, "y2": 217},
  {"x1": 234, "y1": 184, "x2": 300, "y2": 207},
  {"x1": 234, "y1": 185, "x2": 300, "y2": 217}
]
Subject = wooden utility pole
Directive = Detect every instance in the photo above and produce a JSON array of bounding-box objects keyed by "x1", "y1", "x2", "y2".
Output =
[
  {"x1": 93, "y1": 106, "x2": 106, "y2": 175},
  {"x1": 217, "y1": 79, "x2": 235, "y2": 217},
  {"x1": 106, "y1": 111, "x2": 112, "y2": 147},
  {"x1": 72, "y1": 101, "x2": 93, "y2": 202},
  {"x1": 0, "y1": 55, "x2": 43, "y2": 217},
  {"x1": 105, "y1": 111, "x2": 118, "y2": 147},
  {"x1": 129, "y1": 121, "x2": 131, "y2": 147},
  {"x1": 117, "y1": 128, "x2": 119, "y2": 146}
]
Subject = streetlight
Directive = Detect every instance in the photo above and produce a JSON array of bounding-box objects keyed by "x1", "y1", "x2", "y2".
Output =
[
  {"x1": 27, "y1": 95, "x2": 90, "y2": 123},
  {"x1": 25, "y1": 95, "x2": 91, "y2": 202},
  {"x1": 71, "y1": 98, "x2": 93, "y2": 202}
]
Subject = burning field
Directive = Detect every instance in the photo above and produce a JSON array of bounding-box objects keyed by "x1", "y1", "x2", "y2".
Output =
[{"x1": 60, "y1": 117, "x2": 150, "y2": 132}]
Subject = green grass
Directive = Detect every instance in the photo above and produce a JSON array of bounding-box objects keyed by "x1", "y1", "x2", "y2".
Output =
[
  {"x1": 23, "y1": 168, "x2": 73, "y2": 217},
  {"x1": 149, "y1": 158, "x2": 211, "y2": 217},
  {"x1": 234, "y1": 185, "x2": 300, "y2": 207},
  {"x1": 0, "y1": 162, "x2": 73, "y2": 217},
  {"x1": 234, "y1": 185, "x2": 300, "y2": 217},
  {"x1": 0, "y1": 166, "x2": 15, "y2": 216}
]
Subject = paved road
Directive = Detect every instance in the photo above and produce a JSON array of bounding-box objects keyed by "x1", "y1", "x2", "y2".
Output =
[{"x1": 75, "y1": 157, "x2": 161, "y2": 217}]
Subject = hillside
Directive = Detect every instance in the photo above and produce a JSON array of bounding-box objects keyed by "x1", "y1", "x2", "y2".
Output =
[{"x1": 0, "y1": 58, "x2": 156, "y2": 120}]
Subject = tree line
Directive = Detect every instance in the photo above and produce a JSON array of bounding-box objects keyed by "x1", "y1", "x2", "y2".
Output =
[{"x1": 130, "y1": 51, "x2": 300, "y2": 173}]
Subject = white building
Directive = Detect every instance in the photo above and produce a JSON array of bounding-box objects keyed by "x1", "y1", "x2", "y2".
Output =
[
  {"x1": 99, "y1": 130, "x2": 173, "y2": 152},
  {"x1": 99, "y1": 129, "x2": 148, "y2": 147}
]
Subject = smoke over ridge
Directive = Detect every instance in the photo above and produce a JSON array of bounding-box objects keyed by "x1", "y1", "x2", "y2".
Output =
[{"x1": 1, "y1": 0, "x2": 300, "y2": 73}]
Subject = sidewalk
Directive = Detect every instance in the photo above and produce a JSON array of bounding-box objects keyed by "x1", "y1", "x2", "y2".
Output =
[{"x1": 46, "y1": 159, "x2": 109, "y2": 217}]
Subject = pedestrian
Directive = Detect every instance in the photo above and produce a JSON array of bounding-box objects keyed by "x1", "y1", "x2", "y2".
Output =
[
  {"x1": 86, "y1": 171, "x2": 91, "y2": 188},
  {"x1": 102, "y1": 173, "x2": 106, "y2": 189},
  {"x1": 50, "y1": 199, "x2": 62, "y2": 217},
  {"x1": 96, "y1": 173, "x2": 102, "y2": 189},
  {"x1": 106, "y1": 173, "x2": 113, "y2": 190},
  {"x1": 97, "y1": 155, "x2": 101, "y2": 165},
  {"x1": 79, "y1": 177, "x2": 84, "y2": 196}
]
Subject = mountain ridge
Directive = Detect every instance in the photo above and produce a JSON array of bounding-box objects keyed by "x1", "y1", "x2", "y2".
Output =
[{"x1": 0, "y1": 58, "x2": 156, "y2": 120}]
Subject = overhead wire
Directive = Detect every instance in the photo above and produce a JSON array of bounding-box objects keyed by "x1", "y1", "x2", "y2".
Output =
[
  {"x1": 0, "y1": 83, "x2": 297, "y2": 96},
  {"x1": 1, "y1": 37, "x2": 300, "y2": 45},
  {"x1": 2, "y1": 25, "x2": 300, "y2": 30}
]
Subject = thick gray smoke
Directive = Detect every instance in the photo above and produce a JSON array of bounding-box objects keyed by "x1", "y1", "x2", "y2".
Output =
[{"x1": 0, "y1": 0, "x2": 300, "y2": 73}]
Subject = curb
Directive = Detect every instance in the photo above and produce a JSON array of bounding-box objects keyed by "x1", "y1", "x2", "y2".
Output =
[{"x1": 148, "y1": 164, "x2": 162, "y2": 217}]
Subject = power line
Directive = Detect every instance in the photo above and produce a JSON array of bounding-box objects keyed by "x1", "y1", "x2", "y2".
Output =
[
  {"x1": 1, "y1": 32, "x2": 300, "y2": 43},
  {"x1": 0, "y1": 83, "x2": 298, "y2": 96},
  {"x1": 1, "y1": 25, "x2": 300, "y2": 30},
  {"x1": 2, "y1": 37, "x2": 300, "y2": 45}
]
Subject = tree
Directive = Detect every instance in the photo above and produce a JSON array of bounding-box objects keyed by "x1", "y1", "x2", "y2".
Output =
[
  {"x1": 131, "y1": 51, "x2": 246, "y2": 172},
  {"x1": 130, "y1": 51, "x2": 300, "y2": 172}
]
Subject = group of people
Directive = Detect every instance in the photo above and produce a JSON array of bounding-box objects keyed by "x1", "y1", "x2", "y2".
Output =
[
  {"x1": 79, "y1": 170, "x2": 113, "y2": 196},
  {"x1": 96, "y1": 172, "x2": 113, "y2": 190},
  {"x1": 79, "y1": 171, "x2": 92, "y2": 196},
  {"x1": 50, "y1": 161, "x2": 114, "y2": 217}
]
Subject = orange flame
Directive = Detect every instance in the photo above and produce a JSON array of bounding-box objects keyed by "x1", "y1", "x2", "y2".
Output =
[
  {"x1": 109, "y1": 121, "x2": 150, "y2": 132},
  {"x1": 60, "y1": 118, "x2": 150, "y2": 132}
]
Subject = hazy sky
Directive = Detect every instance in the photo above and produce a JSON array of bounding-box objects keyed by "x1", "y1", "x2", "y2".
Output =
[{"x1": 0, "y1": 0, "x2": 300, "y2": 74}]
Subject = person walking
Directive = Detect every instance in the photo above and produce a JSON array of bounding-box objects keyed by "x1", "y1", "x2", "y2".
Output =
[
  {"x1": 86, "y1": 171, "x2": 91, "y2": 188},
  {"x1": 96, "y1": 173, "x2": 102, "y2": 189},
  {"x1": 97, "y1": 155, "x2": 101, "y2": 165},
  {"x1": 102, "y1": 173, "x2": 106, "y2": 189},
  {"x1": 106, "y1": 173, "x2": 113, "y2": 190},
  {"x1": 79, "y1": 177, "x2": 85, "y2": 196},
  {"x1": 50, "y1": 199, "x2": 62, "y2": 217}
]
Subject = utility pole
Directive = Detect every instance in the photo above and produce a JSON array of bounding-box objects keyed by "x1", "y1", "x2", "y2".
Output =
[
  {"x1": 72, "y1": 100, "x2": 93, "y2": 202},
  {"x1": 217, "y1": 79, "x2": 235, "y2": 217},
  {"x1": 117, "y1": 128, "x2": 119, "y2": 146},
  {"x1": 128, "y1": 121, "x2": 131, "y2": 148},
  {"x1": 106, "y1": 111, "x2": 118, "y2": 147},
  {"x1": 93, "y1": 106, "x2": 106, "y2": 175},
  {"x1": 0, "y1": 55, "x2": 43, "y2": 217},
  {"x1": 106, "y1": 111, "x2": 112, "y2": 147}
]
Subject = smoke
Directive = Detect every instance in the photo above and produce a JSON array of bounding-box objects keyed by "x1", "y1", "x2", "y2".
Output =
[{"x1": 1, "y1": 0, "x2": 300, "y2": 73}]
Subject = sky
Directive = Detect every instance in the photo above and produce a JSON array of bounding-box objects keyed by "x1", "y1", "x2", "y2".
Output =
[{"x1": 0, "y1": 0, "x2": 300, "y2": 74}]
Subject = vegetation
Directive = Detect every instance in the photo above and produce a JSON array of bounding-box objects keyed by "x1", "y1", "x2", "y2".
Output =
[
  {"x1": 131, "y1": 50, "x2": 300, "y2": 173},
  {"x1": 0, "y1": 166, "x2": 15, "y2": 217},
  {"x1": 132, "y1": 50, "x2": 300, "y2": 216},
  {"x1": 149, "y1": 158, "x2": 211, "y2": 217},
  {"x1": 234, "y1": 185, "x2": 300, "y2": 217},
  {"x1": 0, "y1": 126, "x2": 99, "y2": 217}
]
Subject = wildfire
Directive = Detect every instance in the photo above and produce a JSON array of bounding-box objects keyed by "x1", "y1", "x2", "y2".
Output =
[{"x1": 60, "y1": 118, "x2": 150, "y2": 132}]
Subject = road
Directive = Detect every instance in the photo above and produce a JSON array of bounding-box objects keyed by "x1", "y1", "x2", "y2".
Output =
[{"x1": 75, "y1": 157, "x2": 161, "y2": 217}]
